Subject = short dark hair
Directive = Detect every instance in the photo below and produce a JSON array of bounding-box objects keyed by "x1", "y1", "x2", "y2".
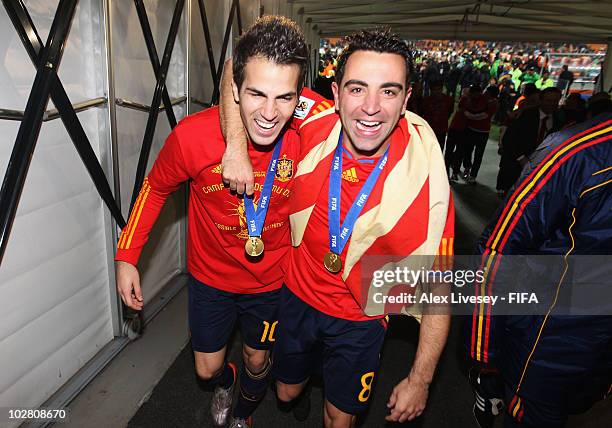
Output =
[
  {"x1": 540, "y1": 86, "x2": 562, "y2": 98},
  {"x1": 587, "y1": 99, "x2": 612, "y2": 117},
  {"x1": 523, "y1": 83, "x2": 539, "y2": 97},
  {"x1": 485, "y1": 85, "x2": 500, "y2": 98},
  {"x1": 589, "y1": 91, "x2": 611, "y2": 105},
  {"x1": 232, "y1": 16, "x2": 308, "y2": 91},
  {"x1": 335, "y1": 28, "x2": 413, "y2": 88}
]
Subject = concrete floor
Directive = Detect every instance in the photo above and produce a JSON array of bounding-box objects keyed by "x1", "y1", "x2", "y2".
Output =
[
  {"x1": 64, "y1": 139, "x2": 612, "y2": 427},
  {"x1": 62, "y1": 288, "x2": 190, "y2": 428}
]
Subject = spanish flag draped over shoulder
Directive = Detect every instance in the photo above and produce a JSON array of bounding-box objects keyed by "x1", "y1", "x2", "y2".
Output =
[{"x1": 290, "y1": 107, "x2": 454, "y2": 318}]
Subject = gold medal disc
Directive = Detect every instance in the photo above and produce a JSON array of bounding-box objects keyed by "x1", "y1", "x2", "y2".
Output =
[
  {"x1": 245, "y1": 236, "x2": 264, "y2": 257},
  {"x1": 323, "y1": 251, "x2": 342, "y2": 274}
]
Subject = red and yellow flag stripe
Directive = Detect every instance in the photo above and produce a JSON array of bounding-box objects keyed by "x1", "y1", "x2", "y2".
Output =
[
  {"x1": 312, "y1": 100, "x2": 333, "y2": 115},
  {"x1": 433, "y1": 237, "x2": 454, "y2": 271}
]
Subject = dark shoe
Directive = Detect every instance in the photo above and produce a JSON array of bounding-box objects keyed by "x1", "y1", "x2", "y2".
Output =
[
  {"x1": 292, "y1": 384, "x2": 311, "y2": 422},
  {"x1": 470, "y1": 368, "x2": 503, "y2": 428}
]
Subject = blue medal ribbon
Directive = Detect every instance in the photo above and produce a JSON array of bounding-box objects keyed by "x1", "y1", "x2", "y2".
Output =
[
  {"x1": 328, "y1": 132, "x2": 389, "y2": 256},
  {"x1": 244, "y1": 136, "x2": 283, "y2": 238}
]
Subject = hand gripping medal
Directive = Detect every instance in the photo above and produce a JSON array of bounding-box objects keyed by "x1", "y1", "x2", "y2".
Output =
[
  {"x1": 244, "y1": 136, "x2": 283, "y2": 258},
  {"x1": 326, "y1": 132, "x2": 389, "y2": 274}
]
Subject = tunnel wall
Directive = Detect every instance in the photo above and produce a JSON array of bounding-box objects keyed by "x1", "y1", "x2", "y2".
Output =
[{"x1": 0, "y1": 0, "x2": 274, "y2": 418}]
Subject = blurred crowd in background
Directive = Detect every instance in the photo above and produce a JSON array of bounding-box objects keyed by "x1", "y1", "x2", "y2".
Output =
[{"x1": 314, "y1": 39, "x2": 611, "y2": 196}]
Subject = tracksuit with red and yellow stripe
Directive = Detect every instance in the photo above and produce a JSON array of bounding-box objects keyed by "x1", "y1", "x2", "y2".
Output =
[{"x1": 468, "y1": 112, "x2": 612, "y2": 426}]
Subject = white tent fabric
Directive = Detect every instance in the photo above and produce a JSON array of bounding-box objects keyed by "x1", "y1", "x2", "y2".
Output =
[
  {"x1": 112, "y1": 0, "x2": 188, "y2": 300},
  {"x1": 291, "y1": 0, "x2": 612, "y2": 42},
  {"x1": 0, "y1": 0, "x2": 115, "y2": 416},
  {"x1": 0, "y1": 0, "x2": 252, "y2": 420}
]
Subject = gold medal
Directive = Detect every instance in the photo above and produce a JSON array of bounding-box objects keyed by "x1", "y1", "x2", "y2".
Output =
[
  {"x1": 323, "y1": 251, "x2": 342, "y2": 274},
  {"x1": 245, "y1": 236, "x2": 264, "y2": 257}
]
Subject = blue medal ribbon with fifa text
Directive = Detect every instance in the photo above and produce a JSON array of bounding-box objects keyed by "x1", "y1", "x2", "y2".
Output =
[
  {"x1": 325, "y1": 132, "x2": 389, "y2": 273},
  {"x1": 244, "y1": 136, "x2": 283, "y2": 257}
]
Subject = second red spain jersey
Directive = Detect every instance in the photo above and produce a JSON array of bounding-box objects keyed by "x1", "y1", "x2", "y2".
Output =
[{"x1": 116, "y1": 107, "x2": 300, "y2": 293}]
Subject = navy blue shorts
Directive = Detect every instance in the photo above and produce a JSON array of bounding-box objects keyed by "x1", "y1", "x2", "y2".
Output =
[
  {"x1": 188, "y1": 275, "x2": 280, "y2": 353},
  {"x1": 272, "y1": 286, "x2": 387, "y2": 415}
]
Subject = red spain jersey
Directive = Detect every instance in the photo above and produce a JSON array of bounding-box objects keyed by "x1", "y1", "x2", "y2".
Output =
[
  {"x1": 449, "y1": 96, "x2": 469, "y2": 130},
  {"x1": 287, "y1": 149, "x2": 384, "y2": 320},
  {"x1": 287, "y1": 111, "x2": 455, "y2": 321},
  {"x1": 115, "y1": 100, "x2": 323, "y2": 293},
  {"x1": 421, "y1": 93, "x2": 454, "y2": 134}
]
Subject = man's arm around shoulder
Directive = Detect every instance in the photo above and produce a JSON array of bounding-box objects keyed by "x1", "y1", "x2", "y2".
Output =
[{"x1": 219, "y1": 58, "x2": 253, "y2": 195}]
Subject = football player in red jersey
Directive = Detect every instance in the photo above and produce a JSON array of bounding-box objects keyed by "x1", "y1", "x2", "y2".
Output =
[
  {"x1": 115, "y1": 16, "x2": 325, "y2": 428},
  {"x1": 222, "y1": 29, "x2": 454, "y2": 428}
]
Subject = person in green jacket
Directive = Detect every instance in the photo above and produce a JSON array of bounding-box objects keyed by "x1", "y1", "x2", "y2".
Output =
[
  {"x1": 491, "y1": 57, "x2": 502, "y2": 78},
  {"x1": 511, "y1": 65, "x2": 523, "y2": 91},
  {"x1": 519, "y1": 67, "x2": 540, "y2": 85},
  {"x1": 535, "y1": 71, "x2": 554, "y2": 89}
]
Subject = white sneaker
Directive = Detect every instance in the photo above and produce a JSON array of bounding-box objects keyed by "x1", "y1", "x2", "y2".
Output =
[
  {"x1": 210, "y1": 363, "x2": 237, "y2": 426},
  {"x1": 229, "y1": 416, "x2": 253, "y2": 428}
]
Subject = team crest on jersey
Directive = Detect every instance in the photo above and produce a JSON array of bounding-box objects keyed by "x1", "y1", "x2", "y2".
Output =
[
  {"x1": 275, "y1": 154, "x2": 293, "y2": 182},
  {"x1": 211, "y1": 164, "x2": 222, "y2": 174},
  {"x1": 342, "y1": 167, "x2": 359, "y2": 183},
  {"x1": 293, "y1": 96, "x2": 315, "y2": 120}
]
